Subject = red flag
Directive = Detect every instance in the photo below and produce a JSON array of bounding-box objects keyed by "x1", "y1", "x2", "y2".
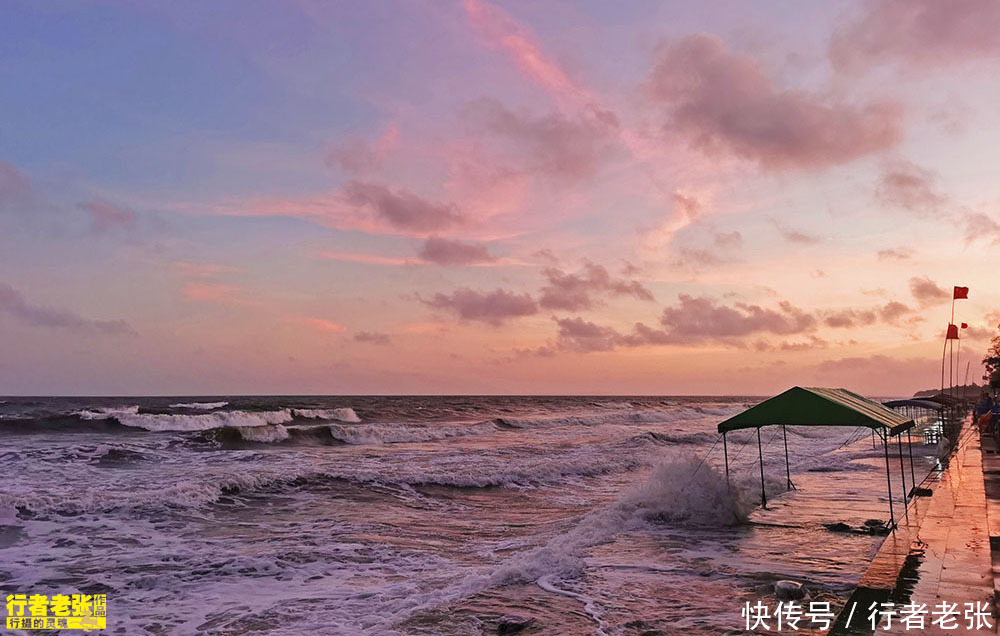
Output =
[
  {"x1": 946, "y1": 324, "x2": 960, "y2": 339},
  {"x1": 961, "y1": 322, "x2": 968, "y2": 329},
  {"x1": 954, "y1": 286, "x2": 969, "y2": 299}
]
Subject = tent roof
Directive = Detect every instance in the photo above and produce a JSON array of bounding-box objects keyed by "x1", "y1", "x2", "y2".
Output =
[
  {"x1": 717, "y1": 386, "x2": 914, "y2": 435},
  {"x1": 882, "y1": 398, "x2": 944, "y2": 411}
]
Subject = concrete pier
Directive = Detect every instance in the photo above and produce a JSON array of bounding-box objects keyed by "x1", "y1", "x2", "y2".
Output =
[{"x1": 831, "y1": 422, "x2": 997, "y2": 635}]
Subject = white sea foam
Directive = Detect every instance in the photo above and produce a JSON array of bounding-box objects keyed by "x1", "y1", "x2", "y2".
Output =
[
  {"x1": 292, "y1": 408, "x2": 360, "y2": 422},
  {"x1": 76, "y1": 405, "x2": 140, "y2": 420},
  {"x1": 169, "y1": 401, "x2": 228, "y2": 410},
  {"x1": 326, "y1": 422, "x2": 496, "y2": 445},
  {"x1": 117, "y1": 409, "x2": 293, "y2": 432}
]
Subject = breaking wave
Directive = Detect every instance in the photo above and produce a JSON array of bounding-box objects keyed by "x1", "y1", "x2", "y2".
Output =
[
  {"x1": 76, "y1": 406, "x2": 140, "y2": 420},
  {"x1": 292, "y1": 408, "x2": 361, "y2": 422},
  {"x1": 169, "y1": 401, "x2": 228, "y2": 410},
  {"x1": 325, "y1": 422, "x2": 497, "y2": 445},
  {"x1": 117, "y1": 410, "x2": 294, "y2": 432}
]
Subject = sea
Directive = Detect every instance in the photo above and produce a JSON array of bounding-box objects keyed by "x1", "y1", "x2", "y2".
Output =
[{"x1": 0, "y1": 396, "x2": 942, "y2": 635}]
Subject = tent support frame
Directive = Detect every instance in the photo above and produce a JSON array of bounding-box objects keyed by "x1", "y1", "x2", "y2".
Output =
[
  {"x1": 907, "y1": 429, "x2": 916, "y2": 496},
  {"x1": 897, "y1": 430, "x2": 909, "y2": 522},
  {"x1": 722, "y1": 431, "x2": 729, "y2": 487},
  {"x1": 882, "y1": 430, "x2": 896, "y2": 531},
  {"x1": 757, "y1": 427, "x2": 767, "y2": 509},
  {"x1": 782, "y1": 425, "x2": 795, "y2": 490}
]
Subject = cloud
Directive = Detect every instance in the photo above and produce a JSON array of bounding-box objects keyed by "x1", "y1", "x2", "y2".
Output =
[
  {"x1": 657, "y1": 294, "x2": 816, "y2": 344},
  {"x1": 462, "y1": 0, "x2": 591, "y2": 108},
  {"x1": 173, "y1": 262, "x2": 240, "y2": 278},
  {"x1": 0, "y1": 158, "x2": 31, "y2": 205},
  {"x1": 879, "y1": 301, "x2": 913, "y2": 324},
  {"x1": 714, "y1": 231, "x2": 742, "y2": 248},
  {"x1": 875, "y1": 160, "x2": 946, "y2": 214},
  {"x1": 317, "y1": 251, "x2": 416, "y2": 266},
  {"x1": 774, "y1": 224, "x2": 821, "y2": 245},
  {"x1": 908, "y1": 276, "x2": 950, "y2": 307},
  {"x1": 0, "y1": 282, "x2": 135, "y2": 335},
  {"x1": 77, "y1": 198, "x2": 137, "y2": 232},
  {"x1": 423, "y1": 287, "x2": 538, "y2": 325},
  {"x1": 823, "y1": 309, "x2": 877, "y2": 328},
  {"x1": 554, "y1": 317, "x2": 622, "y2": 352},
  {"x1": 354, "y1": 331, "x2": 391, "y2": 345},
  {"x1": 964, "y1": 212, "x2": 1000, "y2": 245},
  {"x1": 182, "y1": 282, "x2": 242, "y2": 304},
  {"x1": 831, "y1": 0, "x2": 1000, "y2": 71},
  {"x1": 822, "y1": 301, "x2": 914, "y2": 328},
  {"x1": 877, "y1": 247, "x2": 914, "y2": 260},
  {"x1": 326, "y1": 123, "x2": 399, "y2": 174},
  {"x1": 463, "y1": 98, "x2": 617, "y2": 182},
  {"x1": 539, "y1": 262, "x2": 654, "y2": 311},
  {"x1": 646, "y1": 34, "x2": 902, "y2": 170},
  {"x1": 342, "y1": 180, "x2": 462, "y2": 232},
  {"x1": 300, "y1": 317, "x2": 348, "y2": 333},
  {"x1": 641, "y1": 190, "x2": 704, "y2": 254},
  {"x1": 418, "y1": 236, "x2": 495, "y2": 266}
]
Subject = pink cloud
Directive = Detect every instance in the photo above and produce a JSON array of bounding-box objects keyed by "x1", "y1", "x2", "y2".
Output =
[
  {"x1": 657, "y1": 294, "x2": 817, "y2": 344},
  {"x1": 354, "y1": 331, "x2": 391, "y2": 345},
  {"x1": 326, "y1": 123, "x2": 399, "y2": 175},
  {"x1": 317, "y1": 251, "x2": 417, "y2": 266},
  {"x1": 462, "y1": 0, "x2": 589, "y2": 108},
  {"x1": 77, "y1": 198, "x2": 137, "y2": 232},
  {"x1": 462, "y1": 98, "x2": 618, "y2": 182},
  {"x1": 646, "y1": 34, "x2": 902, "y2": 170},
  {"x1": 0, "y1": 281, "x2": 135, "y2": 336},
  {"x1": 419, "y1": 236, "x2": 495, "y2": 266},
  {"x1": 173, "y1": 262, "x2": 240, "y2": 278},
  {"x1": 539, "y1": 262, "x2": 654, "y2": 311},
  {"x1": 877, "y1": 247, "x2": 914, "y2": 260},
  {"x1": 831, "y1": 0, "x2": 1000, "y2": 71},
  {"x1": 423, "y1": 287, "x2": 538, "y2": 325},
  {"x1": 964, "y1": 213, "x2": 1000, "y2": 245},
  {"x1": 300, "y1": 317, "x2": 348, "y2": 333},
  {"x1": 342, "y1": 180, "x2": 462, "y2": 232},
  {"x1": 554, "y1": 317, "x2": 622, "y2": 352},
  {"x1": 0, "y1": 158, "x2": 31, "y2": 204},
  {"x1": 875, "y1": 160, "x2": 946, "y2": 214},
  {"x1": 182, "y1": 282, "x2": 242, "y2": 304},
  {"x1": 908, "y1": 276, "x2": 950, "y2": 307},
  {"x1": 641, "y1": 190, "x2": 705, "y2": 254}
]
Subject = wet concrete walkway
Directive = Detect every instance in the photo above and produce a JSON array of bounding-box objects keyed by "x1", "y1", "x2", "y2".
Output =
[{"x1": 831, "y1": 423, "x2": 997, "y2": 635}]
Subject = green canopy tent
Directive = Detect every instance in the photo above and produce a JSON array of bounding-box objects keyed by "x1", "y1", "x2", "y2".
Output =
[{"x1": 717, "y1": 387, "x2": 916, "y2": 528}]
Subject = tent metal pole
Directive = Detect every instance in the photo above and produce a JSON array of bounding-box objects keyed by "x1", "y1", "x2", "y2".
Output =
[
  {"x1": 883, "y1": 431, "x2": 895, "y2": 531},
  {"x1": 782, "y1": 425, "x2": 793, "y2": 490},
  {"x1": 871, "y1": 429, "x2": 875, "y2": 450},
  {"x1": 757, "y1": 427, "x2": 767, "y2": 509},
  {"x1": 723, "y1": 432, "x2": 729, "y2": 487},
  {"x1": 907, "y1": 429, "x2": 916, "y2": 495},
  {"x1": 897, "y1": 432, "x2": 909, "y2": 522}
]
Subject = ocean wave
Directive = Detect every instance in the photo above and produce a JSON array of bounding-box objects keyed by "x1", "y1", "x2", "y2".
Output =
[
  {"x1": 292, "y1": 408, "x2": 361, "y2": 422},
  {"x1": 169, "y1": 401, "x2": 228, "y2": 410},
  {"x1": 76, "y1": 406, "x2": 140, "y2": 420},
  {"x1": 117, "y1": 409, "x2": 294, "y2": 432},
  {"x1": 325, "y1": 422, "x2": 497, "y2": 445},
  {"x1": 238, "y1": 424, "x2": 290, "y2": 443}
]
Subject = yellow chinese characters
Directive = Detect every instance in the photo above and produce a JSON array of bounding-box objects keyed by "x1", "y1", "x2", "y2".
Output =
[{"x1": 5, "y1": 593, "x2": 107, "y2": 630}]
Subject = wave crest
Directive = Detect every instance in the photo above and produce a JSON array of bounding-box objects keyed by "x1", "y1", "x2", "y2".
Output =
[{"x1": 292, "y1": 408, "x2": 360, "y2": 422}]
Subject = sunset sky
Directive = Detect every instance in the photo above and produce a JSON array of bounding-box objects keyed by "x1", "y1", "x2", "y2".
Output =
[{"x1": 2, "y1": 0, "x2": 999, "y2": 395}]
